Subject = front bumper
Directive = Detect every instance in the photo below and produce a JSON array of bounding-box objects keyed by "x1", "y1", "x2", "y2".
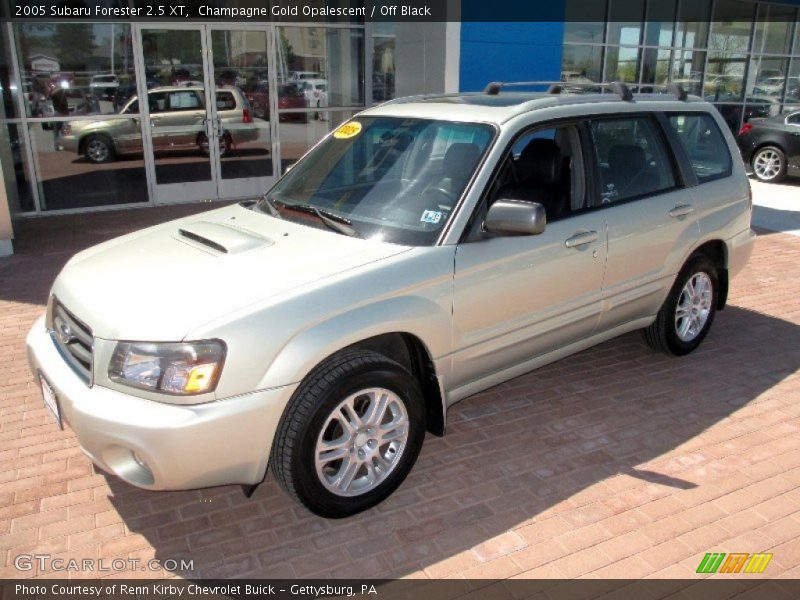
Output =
[{"x1": 26, "y1": 315, "x2": 296, "y2": 490}]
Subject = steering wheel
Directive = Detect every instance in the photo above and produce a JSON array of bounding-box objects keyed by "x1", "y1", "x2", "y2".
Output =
[{"x1": 420, "y1": 185, "x2": 455, "y2": 208}]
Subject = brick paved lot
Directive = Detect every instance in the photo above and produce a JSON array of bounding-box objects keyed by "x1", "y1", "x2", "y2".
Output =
[{"x1": 1, "y1": 204, "x2": 799, "y2": 581}]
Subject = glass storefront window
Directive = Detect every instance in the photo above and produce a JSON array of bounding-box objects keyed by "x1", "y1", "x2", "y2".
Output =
[
  {"x1": 607, "y1": 0, "x2": 645, "y2": 46},
  {"x1": 644, "y1": 0, "x2": 676, "y2": 47},
  {"x1": 564, "y1": 0, "x2": 608, "y2": 44},
  {"x1": 277, "y1": 27, "x2": 364, "y2": 107},
  {"x1": 604, "y1": 46, "x2": 640, "y2": 83},
  {"x1": 753, "y1": 5, "x2": 796, "y2": 56},
  {"x1": 786, "y1": 59, "x2": 800, "y2": 110},
  {"x1": 561, "y1": 45, "x2": 603, "y2": 86},
  {"x1": 747, "y1": 56, "x2": 789, "y2": 103},
  {"x1": 14, "y1": 23, "x2": 136, "y2": 118},
  {"x1": 640, "y1": 48, "x2": 671, "y2": 90},
  {"x1": 278, "y1": 110, "x2": 353, "y2": 173},
  {"x1": 29, "y1": 121, "x2": 147, "y2": 210},
  {"x1": 372, "y1": 23, "x2": 395, "y2": 103},
  {"x1": 709, "y1": 1, "x2": 756, "y2": 54},
  {"x1": 0, "y1": 124, "x2": 35, "y2": 213},
  {"x1": 675, "y1": 0, "x2": 711, "y2": 50},
  {"x1": 705, "y1": 52, "x2": 747, "y2": 102},
  {"x1": 671, "y1": 49, "x2": 706, "y2": 95}
]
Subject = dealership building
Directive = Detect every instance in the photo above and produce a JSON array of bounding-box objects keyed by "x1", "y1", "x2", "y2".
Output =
[{"x1": 1, "y1": 0, "x2": 799, "y2": 256}]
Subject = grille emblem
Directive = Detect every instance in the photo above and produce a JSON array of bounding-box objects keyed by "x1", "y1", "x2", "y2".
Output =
[{"x1": 58, "y1": 322, "x2": 76, "y2": 345}]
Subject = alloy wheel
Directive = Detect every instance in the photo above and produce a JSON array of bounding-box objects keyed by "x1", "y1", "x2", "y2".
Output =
[
  {"x1": 314, "y1": 387, "x2": 409, "y2": 497},
  {"x1": 754, "y1": 149, "x2": 782, "y2": 180},
  {"x1": 674, "y1": 272, "x2": 713, "y2": 342}
]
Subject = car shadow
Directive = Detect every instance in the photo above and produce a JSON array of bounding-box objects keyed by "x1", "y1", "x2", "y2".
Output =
[{"x1": 99, "y1": 304, "x2": 800, "y2": 579}]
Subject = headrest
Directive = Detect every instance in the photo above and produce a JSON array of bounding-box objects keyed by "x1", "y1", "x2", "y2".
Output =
[
  {"x1": 443, "y1": 143, "x2": 481, "y2": 174},
  {"x1": 516, "y1": 138, "x2": 563, "y2": 186},
  {"x1": 608, "y1": 144, "x2": 646, "y2": 173}
]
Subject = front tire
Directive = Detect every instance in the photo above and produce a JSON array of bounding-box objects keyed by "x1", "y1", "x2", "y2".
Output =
[
  {"x1": 83, "y1": 135, "x2": 115, "y2": 163},
  {"x1": 643, "y1": 254, "x2": 718, "y2": 356},
  {"x1": 752, "y1": 146, "x2": 787, "y2": 182},
  {"x1": 270, "y1": 349, "x2": 425, "y2": 518}
]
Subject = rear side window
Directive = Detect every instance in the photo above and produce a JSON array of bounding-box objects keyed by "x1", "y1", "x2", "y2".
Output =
[
  {"x1": 216, "y1": 92, "x2": 236, "y2": 110},
  {"x1": 667, "y1": 113, "x2": 732, "y2": 183},
  {"x1": 787, "y1": 113, "x2": 800, "y2": 125},
  {"x1": 589, "y1": 117, "x2": 676, "y2": 205}
]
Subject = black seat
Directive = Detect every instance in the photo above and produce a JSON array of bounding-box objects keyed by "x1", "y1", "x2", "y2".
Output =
[
  {"x1": 437, "y1": 143, "x2": 481, "y2": 198},
  {"x1": 607, "y1": 144, "x2": 650, "y2": 199},
  {"x1": 497, "y1": 138, "x2": 568, "y2": 219}
]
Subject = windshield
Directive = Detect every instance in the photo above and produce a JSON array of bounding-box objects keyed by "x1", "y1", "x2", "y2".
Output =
[{"x1": 260, "y1": 116, "x2": 495, "y2": 246}]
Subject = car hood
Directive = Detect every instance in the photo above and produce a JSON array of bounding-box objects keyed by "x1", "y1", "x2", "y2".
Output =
[{"x1": 52, "y1": 204, "x2": 412, "y2": 341}]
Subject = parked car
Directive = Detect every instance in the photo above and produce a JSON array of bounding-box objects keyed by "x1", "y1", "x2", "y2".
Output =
[
  {"x1": 58, "y1": 86, "x2": 257, "y2": 163},
  {"x1": 89, "y1": 74, "x2": 120, "y2": 100},
  {"x1": 302, "y1": 78, "x2": 328, "y2": 119},
  {"x1": 27, "y1": 85, "x2": 755, "y2": 518},
  {"x1": 736, "y1": 111, "x2": 800, "y2": 182},
  {"x1": 277, "y1": 82, "x2": 309, "y2": 121},
  {"x1": 244, "y1": 80, "x2": 270, "y2": 120}
]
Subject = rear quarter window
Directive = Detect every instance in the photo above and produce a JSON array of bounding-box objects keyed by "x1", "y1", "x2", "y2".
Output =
[{"x1": 667, "y1": 113, "x2": 732, "y2": 183}]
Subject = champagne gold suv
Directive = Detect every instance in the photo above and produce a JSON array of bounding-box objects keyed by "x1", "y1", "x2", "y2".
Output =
[
  {"x1": 58, "y1": 86, "x2": 258, "y2": 163},
  {"x1": 28, "y1": 83, "x2": 755, "y2": 517}
]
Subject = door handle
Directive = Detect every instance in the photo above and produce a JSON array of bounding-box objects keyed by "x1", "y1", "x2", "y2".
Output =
[
  {"x1": 564, "y1": 230, "x2": 599, "y2": 249},
  {"x1": 668, "y1": 204, "x2": 694, "y2": 218}
]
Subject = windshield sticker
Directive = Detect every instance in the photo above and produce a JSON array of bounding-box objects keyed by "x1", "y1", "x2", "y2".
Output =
[
  {"x1": 333, "y1": 121, "x2": 362, "y2": 139},
  {"x1": 421, "y1": 210, "x2": 443, "y2": 224}
]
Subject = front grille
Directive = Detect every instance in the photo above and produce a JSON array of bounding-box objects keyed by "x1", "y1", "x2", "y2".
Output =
[{"x1": 51, "y1": 300, "x2": 93, "y2": 383}]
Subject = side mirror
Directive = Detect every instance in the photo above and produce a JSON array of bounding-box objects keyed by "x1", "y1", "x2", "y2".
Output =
[{"x1": 484, "y1": 199, "x2": 547, "y2": 236}]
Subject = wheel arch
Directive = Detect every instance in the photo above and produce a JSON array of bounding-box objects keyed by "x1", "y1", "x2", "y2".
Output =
[
  {"x1": 689, "y1": 239, "x2": 728, "y2": 310},
  {"x1": 257, "y1": 297, "x2": 450, "y2": 436}
]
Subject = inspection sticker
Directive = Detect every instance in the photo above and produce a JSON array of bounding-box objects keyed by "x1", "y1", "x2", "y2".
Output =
[
  {"x1": 421, "y1": 210, "x2": 443, "y2": 224},
  {"x1": 333, "y1": 121, "x2": 362, "y2": 139}
]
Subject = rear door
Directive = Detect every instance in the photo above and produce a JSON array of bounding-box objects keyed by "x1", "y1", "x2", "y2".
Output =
[
  {"x1": 163, "y1": 89, "x2": 206, "y2": 149},
  {"x1": 591, "y1": 114, "x2": 700, "y2": 332}
]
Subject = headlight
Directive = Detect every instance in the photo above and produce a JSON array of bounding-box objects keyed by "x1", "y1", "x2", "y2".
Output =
[{"x1": 108, "y1": 340, "x2": 225, "y2": 395}]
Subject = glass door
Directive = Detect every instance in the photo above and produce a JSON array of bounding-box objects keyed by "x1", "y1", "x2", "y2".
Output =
[
  {"x1": 208, "y1": 25, "x2": 276, "y2": 199},
  {"x1": 134, "y1": 24, "x2": 277, "y2": 205},
  {"x1": 137, "y1": 25, "x2": 217, "y2": 204}
]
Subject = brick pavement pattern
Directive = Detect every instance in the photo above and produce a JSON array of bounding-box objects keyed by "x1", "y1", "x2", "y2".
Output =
[{"x1": 1, "y1": 205, "x2": 799, "y2": 581}]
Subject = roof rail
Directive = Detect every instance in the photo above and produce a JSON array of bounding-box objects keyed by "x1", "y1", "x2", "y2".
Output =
[{"x1": 485, "y1": 80, "x2": 690, "y2": 102}]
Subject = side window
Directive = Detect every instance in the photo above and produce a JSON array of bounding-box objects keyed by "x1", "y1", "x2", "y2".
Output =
[
  {"x1": 590, "y1": 117, "x2": 676, "y2": 205},
  {"x1": 216, "y1": 92, "x2": 236, "y2": 111},
  {"x1": 487, "y1": 124, "x2": 586, "y2": 222},
  {"x1": 167, "y1": 91, "x2": 202, "y2": 111},
  {"x1": 147, "y1": 92, "x2": 167, "y2": 113},
  {"x1": 667, "y1": 113, "x2": 732, "y2": 183},
  {"x1": 787, "y1": 113, "x2": 800, "y2": 125}
]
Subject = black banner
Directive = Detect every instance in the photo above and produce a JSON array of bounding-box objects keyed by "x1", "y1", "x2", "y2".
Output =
[
  {"x1": 4, "y1": 579, "x2": 800, "y2": 600},
  {"x1": 4, "y1": 0, "x2": 800, "y2": 23}
]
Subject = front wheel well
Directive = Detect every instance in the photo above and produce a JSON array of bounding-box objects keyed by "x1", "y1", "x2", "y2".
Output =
[
  {"x1": 691, "y1": 240, "x2": 728, "y2": 310},
  {"x1": 345, "y1": 333, "x2": 445, "y2": 437}
]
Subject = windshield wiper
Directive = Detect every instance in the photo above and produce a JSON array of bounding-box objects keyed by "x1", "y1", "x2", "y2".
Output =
[
  {"x1": 254, "y1": 195, "x2": 282, "y2": 219},
  {"x1": 277, "y1": 201, "x2": 361, "y2": 238}
]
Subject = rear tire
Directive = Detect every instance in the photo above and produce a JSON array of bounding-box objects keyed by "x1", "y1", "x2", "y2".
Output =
[
  {"x1": 643, "y1": 254, "x2": 718, "y2": 356},
  {"x1": 270, "y1": 349, "x2": 425, "y2": 518}
]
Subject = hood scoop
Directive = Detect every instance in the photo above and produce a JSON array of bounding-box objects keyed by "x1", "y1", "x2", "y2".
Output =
[{"x1": 177, "y1": 221, "x2": 274, "y2": 255}]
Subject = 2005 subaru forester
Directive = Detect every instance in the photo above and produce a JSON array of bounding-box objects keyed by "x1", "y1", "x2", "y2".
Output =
[{"x1": 27, "y1": 82, "x2": 755, "y2": 517}]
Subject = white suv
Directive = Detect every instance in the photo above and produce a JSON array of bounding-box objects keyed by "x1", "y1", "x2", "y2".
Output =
[{"x1": 27, "y1": 83, "x2": 755, "y2": 517}]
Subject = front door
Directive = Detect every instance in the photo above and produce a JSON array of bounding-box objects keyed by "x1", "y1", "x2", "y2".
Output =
[
  {"x1": 451, "y1": 123, "x2": 608, "y2": 392},
  {"x1": 134, "y1": 25, "x2": 277, "y2": 204}
]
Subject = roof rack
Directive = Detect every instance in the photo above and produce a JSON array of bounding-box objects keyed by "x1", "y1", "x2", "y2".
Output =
[{"x1": 483, "y1": 80, "x2": 689, "y2": 102}]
